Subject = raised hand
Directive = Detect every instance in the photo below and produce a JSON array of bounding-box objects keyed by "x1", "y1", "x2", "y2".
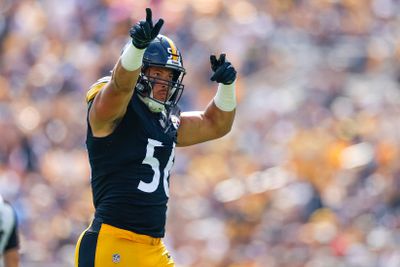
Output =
[
  {"x1": 129, "y1": 8, "x2": 164, "y2": 49},
  {"x1": 210, "y1": 54, "x2": 237, "y2": 85}
]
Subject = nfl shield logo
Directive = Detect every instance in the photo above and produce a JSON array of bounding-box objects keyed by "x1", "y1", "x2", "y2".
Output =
[{"x1": 112, "y1": 254, "x2": 121, "y2": 264}]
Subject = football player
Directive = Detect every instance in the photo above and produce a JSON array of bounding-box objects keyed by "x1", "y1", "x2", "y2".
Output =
[
  {"x1": 0, "y1": 195, "x2": 19, "y2": 267},
  {"x1": 75, "y1": 8, "x2": 237, "y2": 267}
]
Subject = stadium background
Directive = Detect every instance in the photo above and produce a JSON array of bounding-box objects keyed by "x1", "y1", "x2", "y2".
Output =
[{"x1": 1, "y1": 0, "x2": 400, "y2": 266}]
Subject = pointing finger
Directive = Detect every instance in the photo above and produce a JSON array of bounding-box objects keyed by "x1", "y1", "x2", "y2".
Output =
[
  {"x1": 145, "y1": 8, "x2": 153, "y2": 27},
  {"x1": 218, "y1": 53, "x2": 226, "y2": 64},
  {"x1": 152, "y1": 19, "x2": 164, "y2": 38},
  {"x1": 210, "y1": 55, "x2": 217, "y2": 66}
]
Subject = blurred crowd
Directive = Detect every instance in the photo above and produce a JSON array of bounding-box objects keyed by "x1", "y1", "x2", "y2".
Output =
[{"x1": 1, "y1": 0, "x2": 400, "y2": 266}]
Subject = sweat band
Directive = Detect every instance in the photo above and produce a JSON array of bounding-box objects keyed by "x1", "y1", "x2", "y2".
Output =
[
  {"x1": 213, "y1": 82, "x2": 236, "y2": 112},
  {"x1": 120, "y1": 43, "x2": 146, "y2": 71}
]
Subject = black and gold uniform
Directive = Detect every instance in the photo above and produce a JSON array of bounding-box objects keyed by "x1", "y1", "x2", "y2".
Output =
[
  {"x1": 75, "y1": 34, "x2": 185, "y2": 267},
  {"x1": 75, "y1": 84, "x2": 179, "y2": 267}
]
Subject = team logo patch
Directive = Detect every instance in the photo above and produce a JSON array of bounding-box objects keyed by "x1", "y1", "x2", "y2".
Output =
[
  {"x1": 112, "y1": 253, "x2": 121, "y2": 264},
  {"x1": 171, "y1": 115, "x2": 180, "y2": 129}
]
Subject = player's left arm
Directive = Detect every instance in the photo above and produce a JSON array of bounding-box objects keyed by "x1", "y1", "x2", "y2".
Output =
[{"x1": 177, "y1": 54, "x2": 237, "y2": 147}]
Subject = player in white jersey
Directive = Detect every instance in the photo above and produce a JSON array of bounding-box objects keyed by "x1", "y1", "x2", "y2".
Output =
[{"x1": 0, "y1": 195, "x2": 19, "y2": 267}]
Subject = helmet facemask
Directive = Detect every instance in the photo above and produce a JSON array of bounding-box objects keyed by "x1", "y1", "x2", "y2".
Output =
[{"x1": 136, "y1": 67, "x2": 185, "y2": 113}]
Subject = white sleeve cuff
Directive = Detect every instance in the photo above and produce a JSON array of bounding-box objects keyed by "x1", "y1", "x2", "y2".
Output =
[
  {"x1": 213, "y1": 82, "x2": 237, "y2": 112},
  {"x1": 120, "y1": 43, "x2": 146, "y2": 71}
]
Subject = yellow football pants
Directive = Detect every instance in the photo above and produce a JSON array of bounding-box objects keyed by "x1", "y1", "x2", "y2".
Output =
[{"x1": 74, "y1": 219, "x2": 175, "y2": 267}]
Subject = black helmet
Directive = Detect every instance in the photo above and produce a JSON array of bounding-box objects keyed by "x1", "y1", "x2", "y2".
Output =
[{"x1": 135, "y1": 35, "x2": 185, "y2": 112}]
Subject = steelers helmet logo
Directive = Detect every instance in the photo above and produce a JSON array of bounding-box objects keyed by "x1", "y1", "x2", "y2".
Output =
[
  {"x1": 171, "y1": 115, "x2": 180, "y2": 129},
  {"x1": 112, "y1": 253, "x2": 121, "y2": 264}
]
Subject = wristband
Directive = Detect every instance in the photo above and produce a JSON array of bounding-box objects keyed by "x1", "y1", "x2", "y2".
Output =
[
  {"x1": 120, "y1": 43, "x2": 145, "y2": 71},
  {"x1": 213, "y1": 82, "x2": 236, "y2": 112}
]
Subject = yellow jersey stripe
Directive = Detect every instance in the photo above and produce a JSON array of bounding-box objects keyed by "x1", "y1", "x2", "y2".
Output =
[
  {"x1": 86, "y1": 82, "x2": 106, "y2": 103},
  {"x1": 86, "y1": 76, "x2": 111, "y2": 103}
]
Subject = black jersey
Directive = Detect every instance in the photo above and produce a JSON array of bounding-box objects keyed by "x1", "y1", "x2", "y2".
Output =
[{"x1": 86, "y1": 89, "x2": 180, "y2": 238}]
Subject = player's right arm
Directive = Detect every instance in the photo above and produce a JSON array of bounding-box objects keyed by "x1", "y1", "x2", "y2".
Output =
[{"x1": 89, "y1": 8, "x2": 163, "y2": 137}]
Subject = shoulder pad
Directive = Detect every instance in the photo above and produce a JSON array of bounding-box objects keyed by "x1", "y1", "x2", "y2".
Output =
[{"x1": 86, "y1": 76, "x2": 111, "y2": 103}]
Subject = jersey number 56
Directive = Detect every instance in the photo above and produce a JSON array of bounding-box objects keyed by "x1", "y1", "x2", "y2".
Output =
[{"x1": 137, "y1": 138, "x2": 175, "y2": 197}]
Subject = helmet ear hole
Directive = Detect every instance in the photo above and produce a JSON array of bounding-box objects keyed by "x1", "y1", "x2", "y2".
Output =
[{"x1": 136, "y1": 74, "x2": 152, "y2": 97}]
